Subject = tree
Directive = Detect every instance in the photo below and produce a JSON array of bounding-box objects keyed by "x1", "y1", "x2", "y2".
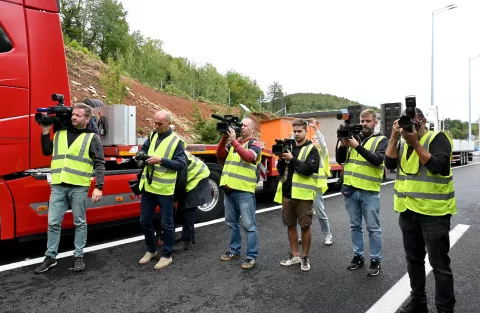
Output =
[
  {"x1": 267, "y1": 81, "x2": 284, "y2": 114},
  {"x1": 60, "y1": 0, "x2": 84, "y2": 42}
]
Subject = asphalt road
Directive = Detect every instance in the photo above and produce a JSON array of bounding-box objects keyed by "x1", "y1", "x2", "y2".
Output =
[{"x1": 1, "y1": 161, "x2": 479, "y2": 313}]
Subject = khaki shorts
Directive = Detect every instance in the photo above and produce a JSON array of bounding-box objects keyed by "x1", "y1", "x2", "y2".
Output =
[{"x1": 281, "y1": 197, "x2": 314, "y2": 228}]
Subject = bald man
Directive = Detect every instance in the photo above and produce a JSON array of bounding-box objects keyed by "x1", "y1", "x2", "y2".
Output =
[
  {"x1": 137, "y1": 110, "x2": 186, "y2": 270},
  {"x1": 216, "y1": 118, "x2": 262, "y2": 269}
]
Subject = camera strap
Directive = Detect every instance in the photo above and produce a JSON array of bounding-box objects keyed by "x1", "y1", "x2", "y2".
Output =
[{"x1": 396, "y1": 141, "x2": 420, "y2": 176}]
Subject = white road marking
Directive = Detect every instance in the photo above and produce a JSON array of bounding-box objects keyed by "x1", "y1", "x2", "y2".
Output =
[
  {"x1": 366, "y1": 224, "x2": 470, "y2": 313},
  {"x1": 1, "y1": 162, "x2": 478, "y2": 273}
]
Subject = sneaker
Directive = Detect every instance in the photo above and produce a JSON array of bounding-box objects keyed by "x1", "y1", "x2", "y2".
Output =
[
  {"x1": 34, "y1": 256, "x2": 57, "y2": 274},
  {"x1": 220, "y1": 251, "x2": 241, "y2": 261},
  {"x1": 347, "y1": 254, "x2": 365, "y2": 270},
  {"x1": 173, "y1": 241, "x2": 193, "y2": 253},
  {"x1": 139, "y1": 251, "x2": 158, "y2": 264},
  {"x1": 154, "y1": 256, "x2": 172, "y2": 270},
  {"x1": 397, "y1": 298, "x2": 428, "y2": 313},
  {"x1": 280, "y1": 253, "x2": 302, "y2": 266},
  {"x1": 241, "y1": 258, "x2": 256, "y2": 269},
  {"x1": 325, "y1": 234, "x2": 333, "y2": 246},
  {"x1": 73, "y1": 257, "x2": 85, "y2": 272},
  {"x1": 301, "y1": 256, "x2": 310, "y2": 272},
  {"x1": 367, "y1": 259, "x2": 381, "y2": 276}
]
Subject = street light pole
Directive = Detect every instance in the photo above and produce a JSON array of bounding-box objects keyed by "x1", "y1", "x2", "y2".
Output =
[
  {"x1": 431, "y1": 4, "x2": 457, "y2": 131},
  {"x1": 469, "y1": 55, "x2": 480, "y2": 141}
]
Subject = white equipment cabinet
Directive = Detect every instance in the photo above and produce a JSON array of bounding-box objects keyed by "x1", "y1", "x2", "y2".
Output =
[{"x1": 93, "y1": 104, "x2": 136, "y2": 146}]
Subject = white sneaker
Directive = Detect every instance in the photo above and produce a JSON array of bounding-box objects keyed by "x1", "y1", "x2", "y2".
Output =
[
  {"x1": 301, "y1": 256, "x2": 310, "y2": 271},
  {"x1": 139, "y1": 251, "x2": 157, "y2": 264},
  {"x1": 280, "y1": 253, "x2": 302, "y2": 266},
  {"x1": 325, "y1": 234, "x2": 333, "y2": 246},
  {"x1": 154, "y1": 257, "x2": 173, "y2": 270}
]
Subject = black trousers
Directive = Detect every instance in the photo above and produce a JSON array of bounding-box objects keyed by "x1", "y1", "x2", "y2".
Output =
[
  {"x1": 399, "y1": 210, "x2": 455, "y2": 312},
  {"x1": 181, "y1": 207, "x2": 196, "y2": 243}
]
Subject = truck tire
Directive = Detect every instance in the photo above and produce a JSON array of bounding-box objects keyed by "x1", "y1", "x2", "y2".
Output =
[
  {"x1": 196, "y1": 163, "x2": 224, "y2": 223},
  {"x1": 83, "y1": 98, "x2": 105, "y2": 108}
]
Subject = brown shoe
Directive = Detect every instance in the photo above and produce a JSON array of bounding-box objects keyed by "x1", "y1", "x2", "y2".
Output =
[{"x1": 220, "y1": 251, "x2": 241, "y2": 261}]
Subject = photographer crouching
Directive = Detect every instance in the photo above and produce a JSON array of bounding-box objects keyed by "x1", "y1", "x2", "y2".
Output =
[
  {"x1": 34, "y1": 103, "x2": 105, "y2": 274},
  {"x1": 336, "y1": 109, "x2": 387, "y2": 276},
  {"x1": 385, "y1": 98, "x2": 456, "y2": 313}
]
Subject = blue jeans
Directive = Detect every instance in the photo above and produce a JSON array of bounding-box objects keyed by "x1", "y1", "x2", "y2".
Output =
[
  {"x1": 45, "y1": 184, "x2": 89, "y2": 258},
  {"x1": 399, "y1": 210, "x2": 454, "y2": 312},
  {"x1": 140, "y1": 191, "x2": 174, "y2": 257},
  {"x1": 314, "y1": 193, "x2": 331, "y2": 236},
  {"x1": 224, "y1": 190, "x2": 258, "y2": 260},
  {"x1": 344, "y1": 190, "x2": 382, "y2": 260}
]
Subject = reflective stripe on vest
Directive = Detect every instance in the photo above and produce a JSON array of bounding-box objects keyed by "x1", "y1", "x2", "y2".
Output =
[
  {"x1": 220, "y1": 141, "x2": 260, "y2": 193},
  {"x1": 139, "y1": 132, "x2": 180, "y2": 195},
  {"x1": 186, "y1": 151, "x2": 210, "y2": 192},
  {"x1": 393, "y1": 131, "x2": 456, "y2": 216},
  {"x1": 343, "y1": 136, "x2": 386, "y2": 192},
  {"x1": 50, "y1": 130, "x2": 94, "y2": 186},
  {"x1": 274, "y1": 144, "x2": 317, "y2": 202}
]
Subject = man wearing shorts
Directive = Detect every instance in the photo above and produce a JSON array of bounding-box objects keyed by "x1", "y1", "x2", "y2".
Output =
[{"x1": 275, "y1": 119, "x2": 320, "y2": 271}]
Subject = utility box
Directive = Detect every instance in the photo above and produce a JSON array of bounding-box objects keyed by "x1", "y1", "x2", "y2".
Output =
[{"x1": 93, "y1": 104, "x2": 136, "y2": 146}]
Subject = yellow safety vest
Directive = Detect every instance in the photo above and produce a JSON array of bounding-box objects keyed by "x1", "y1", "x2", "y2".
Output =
[
  {"x1": 139, "y1": 132, "x2": 181, "y2": 195},
  {"x1": 185, "y1": 151, "x2": 210, "y2": 192},
  {"x1": 220, "y1": 141, "x2": 260, "y2": 193},
  {"x1": 50, "y1": 130, "x2": 94, "y2": 187},
  {"x1": 274, "y1": 144, "x2": 318, "y2": 202},
  {"x1": 343, "y1": 136, "x2": 386, "y2": 192},
  {"x1": 315, "y1": 150, "x2": 330, "y2": 194},
  {"x1": 394, "y1": 131, "x2": 456, "y2": 216}
]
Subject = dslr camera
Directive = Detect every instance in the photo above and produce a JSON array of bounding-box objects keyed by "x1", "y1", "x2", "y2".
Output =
[
  {"x1": 35, "y1": 94, "x2": 73, "y2": 130},
  {"x1": 134, "y1": 151, "x2": 150, "y2": 167},
  {"x1": 272, "y1": 139, "x2": 295, "y2": 155},
  {"x1": 398, "y1": 95, "x2": 417, "y2": 132},
  {"x1": 336, "y1": 109, "x2": 362, "y2": 139},
  {"x1": 211, "y1": 114, "x2": 242, "y2": 137}
]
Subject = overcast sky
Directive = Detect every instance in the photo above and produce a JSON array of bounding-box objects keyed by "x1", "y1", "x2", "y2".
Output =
[{"x1": 120, "y1": 0, "x2": 480, "y2": 122}]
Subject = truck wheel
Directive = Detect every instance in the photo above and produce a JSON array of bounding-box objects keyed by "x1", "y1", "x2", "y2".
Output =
[
  {"x1": 196, "y1": 164, "x2": 224, "y2": 222},
  {"x1": 83, "y1": 98, "x2": 105, "y2": 108}
]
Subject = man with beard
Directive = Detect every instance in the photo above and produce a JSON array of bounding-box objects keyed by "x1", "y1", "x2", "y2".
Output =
[
  {"x1": 275, "y1": 119, "x2": 320, "y2": 272},
  {"x1": 336, "y1": 109, "x2": 387, "y2": 276}
]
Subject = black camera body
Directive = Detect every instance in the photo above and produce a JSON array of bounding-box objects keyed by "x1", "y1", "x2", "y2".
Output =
[
  {"x1": 398, "y1": 95, "x2": 417, "y2": 133},
  {"x1": 134, "y1": 151, "x2": 150, "y2": 167},
  {"x1": 336, "y1": 109, "x2": 362, "y2": 139},
  {"x1": 35, "y1": 94, "x2": 73, "y2": 130},
  {"x1": 211, "y1": 114, "x2": 242, "y2": 137},
  {"x1": 272, "y1": 139, "x2": 295, "y2": 155}
]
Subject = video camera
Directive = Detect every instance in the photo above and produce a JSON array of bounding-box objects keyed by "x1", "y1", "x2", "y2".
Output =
[
  {"x1": 35, "y1": 94, "x2": 73, "y2": 130},
  {"x1": 211, "y1": 114, "x2": 242, "y2": 137},
  {"x1": 398, "y1": 95, "x2": 417, "y2": 133},
  {"x1": 272, "y1": 139, "x2": 296, "y2": 155},
  {"x1": 336, "y1": 109, "x2": 362, "y2": 139},
  {"x1": 134, "y1": 151, "x2": 150, "y2": 167}
]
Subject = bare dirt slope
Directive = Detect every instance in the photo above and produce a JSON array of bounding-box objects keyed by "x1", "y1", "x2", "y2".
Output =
[{"x1": 65, "y1": 47, "x2": 271, "y2": 143}]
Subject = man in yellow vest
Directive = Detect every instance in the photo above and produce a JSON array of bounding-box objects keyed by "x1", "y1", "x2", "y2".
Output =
[
  {"x1": 385, "y1": 108, "x2": 456, "y2": 313},
  {"x1": 173, "y1": 151, "x2": 211, "y2": 252},
  {"x1": 275, "y1": 119, "x2": 320, "y2": 272},
  {"x1": 336, "y1": 109, "x2": 387, "y2": 276},
  {"x1": 216, "y1": 118, "x2": 262, "y2": 269},
  {"x1": 34, "y1": 103, "x2": 105, "y2": 274},
  {"x1": 309, "y1": 118, "x2": 333, "y2": 246},
  {"x1": 137, "y1": 110, "x2": 186, "y2": 270}
]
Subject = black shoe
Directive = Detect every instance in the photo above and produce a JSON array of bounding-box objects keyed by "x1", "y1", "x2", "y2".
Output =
[
  {"x1": 34, "y1": 257, "x2": 57, "y2": 274},
  {"x1": 347, "y1": 254, "x2": 365, "y2": 270},
  {"x1": 173, "y1": 241, "x2": 193, "y2": 253},
  {"x1": 367, "y1": 259, "x2": 381, "y2": 276},
  {"x1": 73, "y1": 257, "x2": 85, "y2": 272},
  {"x1": 397, "y1": 298, "x2": 428, "y2": 313}
]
